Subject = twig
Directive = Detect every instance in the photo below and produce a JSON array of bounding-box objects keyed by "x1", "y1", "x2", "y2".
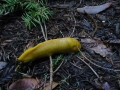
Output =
[
  {"x1": 40, "y1": 24, "x2": 47, "y2": 41},
  {"x1": 49, "y1": 55, "x2": 53, "y2": 90},
  {"x1": 44, "y1": 22, "x2": 48, "y2": 40},
  {"x1": 40, "y1": 23, "x2": 53, "y2": 90},
  {"x1": 60, "y1": 30, "x2": 65, "y2": 37},
  {"x1": 77, "y1": 56, "x2": 100, "y2": 78},
  {"x1": 53, "y1": 60, "x2": 64, "y2": 73},
  {"x1": 79, "y1": 50, "x2": 120, "y2": 72},
  {"x1": 85, "y1": 11, "x2": 97, "y2": 37},
  {"x1": 70, "y1": 62, "x2": 82, "y2": 70}
]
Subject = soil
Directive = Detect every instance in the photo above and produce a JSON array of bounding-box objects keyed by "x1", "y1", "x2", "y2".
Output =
[{"x1": 1, "y1": 0, "x2": 120, "y2": 90}]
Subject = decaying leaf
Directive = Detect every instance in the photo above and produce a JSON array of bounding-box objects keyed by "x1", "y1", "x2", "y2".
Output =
[
  {"x1": 77, "y1": 2, "x2": 112, "y2": 14},
  {"x1": 43, "y1": 82, "x2": 59, "y2": 90},
  {"x1": 81, "y1": 38, "x2": 112, "y2": 57},
  {"x1": 8, "y1": 78, "x2": 59, "y2": 90},
  {"x1": 8, "y1": 78, "x2": 39, "y2": 90}
]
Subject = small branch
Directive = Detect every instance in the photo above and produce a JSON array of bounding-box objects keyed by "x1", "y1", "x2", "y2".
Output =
[
  {"x1": 79, "y1": 50, "x2": 120, "y2": 72},
  {"x1": 44, "y1": 22, "x2": 48, "y2": 40},
  {"x1": 40, "y1": 23, "x2": 53, "y2": 90},
  {"x1": 85, "y1": 11, "x2": 97, "y2": 37},
  {"x1": 77, "y1": 56, "x2": 100, "y2": 78},
  {"x1": 40, "y1": 24, "x2": 47, "y2": 41},
  {"x1": 70, "y1": 62, "x2": 82, "y2": 70},
  {"x1": 49, "y1": 56, "x2": 53, "y2": 90},
  {"x1": 53, "y1": 60, "x2": 64, "y2": 73}
]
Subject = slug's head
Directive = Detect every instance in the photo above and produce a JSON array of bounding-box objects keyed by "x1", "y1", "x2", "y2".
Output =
[
  {"x1": 67, "y1": 38, "x2": 81, "y2": 52},
  {"x1": 18, "y1": 48, "x2": 34, "y2": 63}
]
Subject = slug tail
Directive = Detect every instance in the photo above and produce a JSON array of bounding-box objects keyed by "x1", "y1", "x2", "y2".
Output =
[{"x1": 18, "y1": 48, "x2": 34, "y2": 63}]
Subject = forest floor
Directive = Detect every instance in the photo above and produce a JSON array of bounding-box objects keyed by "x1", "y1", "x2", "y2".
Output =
[{"x1": 1, "y1": 0, "x2": 120, "y2": 90}]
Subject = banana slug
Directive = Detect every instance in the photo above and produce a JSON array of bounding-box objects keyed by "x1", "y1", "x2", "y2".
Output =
[{"x1": 18, "y1": 37, "x2": 81, "y2": 63}]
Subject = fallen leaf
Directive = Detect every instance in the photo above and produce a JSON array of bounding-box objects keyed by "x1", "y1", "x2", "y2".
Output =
[
  {"x1": 43, "y1": 82, "x2": 59, "y2": 90},
  {"x1": 81, "y1": 38, "x2": 112, "y2": 57},
  {"x1": 91, "y1": 44, "x2": 112, "y2": 57},
  {"x1": 77, "y1": 2, "x2": 112, "y2": 14},
  {"x1": 8, "y1": 78, "x2": 39, "y2": 90},
  {"x1": 8, "y1": 78, "x2": 59, "y2": 90},
  {"x1": 0, "y1": 62, "x2": 7, "y2": 70}
]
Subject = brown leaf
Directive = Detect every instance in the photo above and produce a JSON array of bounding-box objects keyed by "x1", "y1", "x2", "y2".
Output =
[
  {"x1": 81, "y1": 38, "x2": 112, "y2": 57},
  {"x1": 91, "y1": 44, "x2": 112, "y2": 57},
  {"x1": 8, "y1": 78, "x2": 39, "y2": 90},
  {"x1": 43, "y1": 82, "x2": 59, "y2": 90},
  {"x1": 8, "y1": 78, "x2": 59, "y2": 90},
  {"x1": 77, "y1": 2, "x2": 112, "y2": 14}
]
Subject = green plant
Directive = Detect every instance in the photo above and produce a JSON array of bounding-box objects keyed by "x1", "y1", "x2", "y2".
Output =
[
  {"x1": 53, "y1": 54, "x2": 64, "y2": 69},
  {"x1": 0, "y1": 0, "x2": 51, "y2": 29}
]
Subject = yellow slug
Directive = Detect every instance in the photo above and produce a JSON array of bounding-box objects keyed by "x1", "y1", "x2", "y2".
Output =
[{"x1": 18, "y1": 37, "x2": 81, "y2": 63}]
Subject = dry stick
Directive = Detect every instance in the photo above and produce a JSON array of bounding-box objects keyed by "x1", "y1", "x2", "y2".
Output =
[
  {"x1": 79, "y1": 50, "x2": 120, "y2": 72},
  {"x1": 77, "y1": 56, "x2": 100, "y2": 78},
  {"x1": 53, "y1": 60, "x2": 64, "y2": 73},
  {"x1": 84, "y1": 11, "x2": 97, "y2": 37},
  {"x1": 40, "y1": 24, "x2": 47, "y2": 41},
  {"x1": 49, "y1": 55, "x2": 53, "y2": 90},
  {"x1": 44, "y1": 22, "x2": 48, "y2": 40},
  {"x1": 70, "y1": 62, "x2": 82, "y2": 70},
  {"x1": 40, "y1": 24, "x2": 53, "y2": 90}
]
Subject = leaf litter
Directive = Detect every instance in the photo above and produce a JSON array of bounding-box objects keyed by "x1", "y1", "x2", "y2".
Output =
[
  {"x1": 81, "y1": 38, "x2": 112, "y2": 57},
  {"x1": 8, "y1": 78, "x2": 59, "y2": 90},
  {"x1": 0, "y1": 0, "x2": 120, "y2": 90}
]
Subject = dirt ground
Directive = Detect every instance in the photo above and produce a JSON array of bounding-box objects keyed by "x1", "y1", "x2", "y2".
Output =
[{"x1": 1, "y1": 0, "x2": 120, "y2": 90}]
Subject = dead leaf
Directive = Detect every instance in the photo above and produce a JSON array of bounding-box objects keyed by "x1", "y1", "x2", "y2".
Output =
[
  {"x1": 8, "y1": 78, "x2": 39, "y2": 90},
  {"x1": 91, "y1": 44, "x2": 112, "y2": 57},
  {"x1": 43, "y1": 82, "x2": 59, "y2": 90},
  {"x1": 77, "y1": 2, "x2": 112, "y2": 14},
  {"x1": 81, "y1": 38, "x2": 112, "y2": 57},
  {"x1": 8, "y1": 78, "x2": 59, "y2": 90}
]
